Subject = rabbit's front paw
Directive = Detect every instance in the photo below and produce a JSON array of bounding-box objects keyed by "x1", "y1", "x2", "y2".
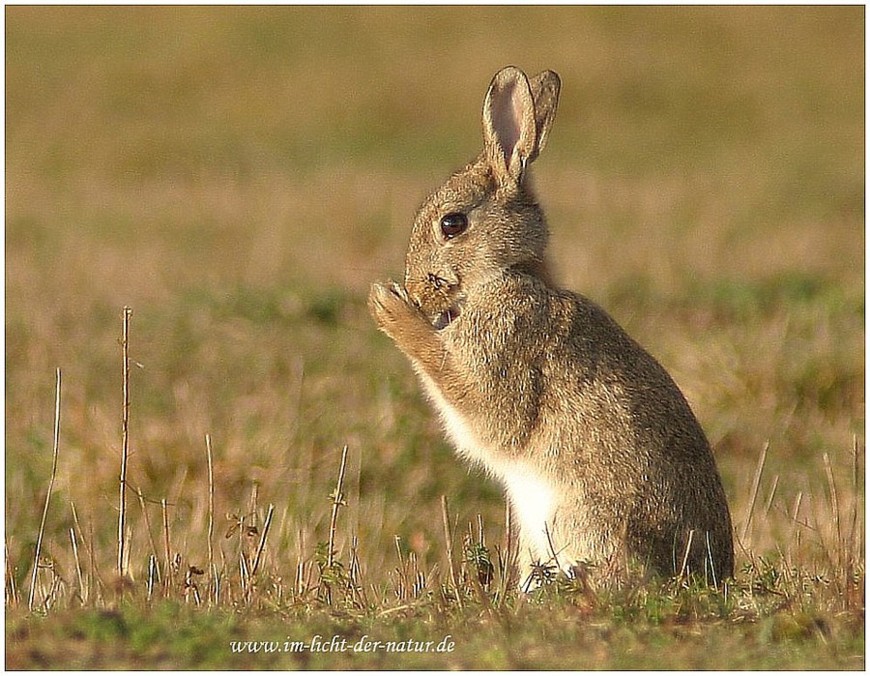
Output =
[{"x1": 368, "y1": 280, "x2": 428, "y2": 345}]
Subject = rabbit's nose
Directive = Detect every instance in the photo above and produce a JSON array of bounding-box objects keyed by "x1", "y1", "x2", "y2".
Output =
[
  {"x1": 427, "y1": 272, "x2": 447, "y2": 290},
  {"x1": 427, "y1": 269, "x2": 460, "y2": 291}
]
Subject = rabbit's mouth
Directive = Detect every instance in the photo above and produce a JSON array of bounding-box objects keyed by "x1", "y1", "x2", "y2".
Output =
[
  {"x1": 433, "y1": 303, "x2": 462, "y2": 331},
  {"x1": 408, "y1": 271, "x2": 463, "y2": 330}
]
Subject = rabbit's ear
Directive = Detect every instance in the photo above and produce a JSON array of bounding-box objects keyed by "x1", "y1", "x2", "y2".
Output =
[
  {"x1": 528, "y1": 70, "x2": 561, "y2": 161},
  {"x1": 482, "y1": 66, "x2": 537, "y2": 185}
]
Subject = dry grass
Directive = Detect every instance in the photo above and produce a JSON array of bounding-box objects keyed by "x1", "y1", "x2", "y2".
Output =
[{"x1": 5, "y1": 5, "x2": 864, "y2": 669}]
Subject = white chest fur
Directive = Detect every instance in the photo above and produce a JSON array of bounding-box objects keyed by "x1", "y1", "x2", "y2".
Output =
[
  {"x1": 414, "y1": 367, "x2": 557, "y2": 562},
  {"x1": 499, "y1": 462, "x2": 557, "y2": 560}
]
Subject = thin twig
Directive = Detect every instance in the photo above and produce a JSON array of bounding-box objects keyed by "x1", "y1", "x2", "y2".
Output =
[
  {"x1": 327, "y1": 445, "x2": 349, "y2": 569},
  {"x1": 118, "y1": 306, "x2": 133, "y2": 578},
  {"x1": 28, "y1": 368, "x2": 62, "y2": 612}
]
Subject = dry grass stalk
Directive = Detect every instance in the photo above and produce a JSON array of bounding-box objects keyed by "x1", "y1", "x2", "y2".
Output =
[
  {"x1": 786, "y1": 491, "x2": 804, "y2": 566},
  {"x1": 848, "y1": 436, "x2": 861, "y2": 562},
  {"x1": 440, "y1": 495, "x2": 463, "y2": 608},
  {"x1": 86, "y1": 520, "x2": 102, "y2": 604},
  {"x1": 248, "y1": 482, "x2": 260, "y2": 531},
  {"x1": 763, "y1": 475, "x2": 780, "y2": 516},
  {"x1": 327, "y1": 445, "x2": 349, "y2": 568},
  {"x1": 677, "y1": 529, "x2": 696, "y2": 579},
  {"x1": 211, "y1": 566, "x2": 221, "y2": 606},
  {"x1": 845, "y1": 437, "x2": 863, "y2": 610},
  {"x1": 6, "y1": 538, "x2": 19, "y2": 606},
  {"x1": 250, "y1": 503, "x2": 274, "y2": 577},
  {"x1": 808, "y1": 483, "x2": 837, "y2": 577},
  {"x1": 740, "y1": 441, "x2": 769, "y2": 544},
  {"x1": 205, "y1": 434, "x2": 216, "y2": 602},
  {"x1": 503, "y1": 501, "x2": 513, "y2": 565},
  {"x1": 544, "y1": 522, "x2": 562, "y2": 572},
  {"x1": 823, "y1": 446, "x2": 862, "y2": 610},
  {"x1": 69, "y1": 503, "x2": 99, "y2": 604},
  {"x1": 705, "y1": 531, "x2": 719, "y2": 588},
  {"x1": 147, "y1": 554, "x2": 157, "y2": 601},
  {"x1": 822, "y1": 452, "x2": 841, "y2": 559},
  {"x1": 161, "y1": 498, "x2": 172, "y2": 594},
  {"x1": 69, "y1": 527, "x2": 84, "y2": 604},
  {"x1": 118, "y1": 306, "x2": 133, "y2": 579},
  {"x1": 239, "y1": 549, "x2": 250, "y2": 596},
  {"x1": 28, "y1": 367, "x2": 62, "y2": 612},
  {"x1": 294, "y1": 526, "x2": 306, "y2": 598},
  {"x1": 136, "y1": 491, "x2": 160, "y2": 583},
  {"x1": 393, "y1": 535, "x2": 407, "y2": 600},
  {"x1": 465, "y1": 519, "x2": 495, "y2": 617},
  {"x1": 348, "y1": 535, "x2": 368, "y2": 608},
  {"x1": 496, "y1": 501, "x2": 516, "y2": 603},
  {"x1": 295, "y1": 559, "x2": 305, "y2": 598}
]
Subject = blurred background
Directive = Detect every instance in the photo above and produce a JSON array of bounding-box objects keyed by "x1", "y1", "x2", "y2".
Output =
[{"x1": 6, "y1": 6, "x2": 864, "y2": 584}]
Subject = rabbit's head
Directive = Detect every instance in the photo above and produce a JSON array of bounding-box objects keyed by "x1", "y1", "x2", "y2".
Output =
[{"x1": 403, "y1": 67, "x2": 561, "y2": 328}]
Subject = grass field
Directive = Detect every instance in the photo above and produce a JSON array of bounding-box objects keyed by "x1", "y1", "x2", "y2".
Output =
[{"x1": 5, "y1": 6, "x2": 865, "y2": 669}]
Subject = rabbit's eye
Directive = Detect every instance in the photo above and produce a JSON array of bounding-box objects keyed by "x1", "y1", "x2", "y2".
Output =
[{"x1": 440, "y1": 212, "x2": 468, "y2": 240}]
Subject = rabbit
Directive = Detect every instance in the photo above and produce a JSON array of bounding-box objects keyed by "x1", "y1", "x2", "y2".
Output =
[{"x1": 368, "y1": 66, "x2": 734, "y2": 587}]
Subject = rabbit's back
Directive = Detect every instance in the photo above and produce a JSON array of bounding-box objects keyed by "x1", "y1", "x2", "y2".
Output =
[{"x1": 550, "y1": 289, "x2": 734, "y2": 579}]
